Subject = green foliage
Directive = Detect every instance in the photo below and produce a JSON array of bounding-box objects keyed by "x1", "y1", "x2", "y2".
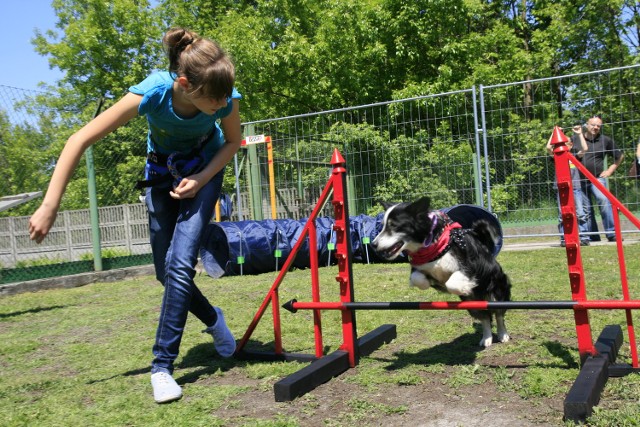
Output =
[
  {"x1": 208, "y1": 0, "x2": 392, "y2": 119},
  {"x1": 14, "y1": 256, "x2": 69, "y2": 268},
  {"x1": 78, "y1": 247, "x2": 130, "y2": 261},
  {"x1": 5, "y1": 0, "x2": 640, "y2": 215},
  {"x1": 366, "y1": 124, "x2": 475, "y2": 211},
  {"x1": 35, "y1": 0, "x2": 163, "y2": 98},
  {"x1": 0, "y1": 110, "x2": 62, "y2": 216},
  {"x1": 371, "y1": 169, "x2": 460, "y2": 211}
]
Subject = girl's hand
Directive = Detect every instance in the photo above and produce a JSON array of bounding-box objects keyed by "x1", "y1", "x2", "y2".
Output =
[
  {"x1": 28, "y1": 204, "x2": 59, "y2": 244},
  {"x1": 169, "y1": 174, "x2": 203, "y2": 199}
]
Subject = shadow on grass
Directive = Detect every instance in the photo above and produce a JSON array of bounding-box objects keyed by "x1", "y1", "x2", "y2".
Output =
[
  {"x1": 376, "y1": 323, "x2": 579, "y2": 372},
  {"x1": 87, "y1": 342, "x2": 239, "y2": 386},
  {"x1": 176, "y1": 343, "x2": 238, "y2": 385},
  {"x1": 373, "y1": 324, "x2": 578, "y2": 369},
  {"x1": 88, "y1": 337, "x2": 302, "y2": 386},
  {"x1": 0, "y1": 305, "x2": 67, "y2": 319},
  {"x1": 87, "y1": 367, "x2": 150, "y2": 384},
  {"x1": 382, "y1": 330, "x2": 483, "y2": 370},
  {"x1": 86, "y1": 335, "x2": 579, "y2": 388},
  {"x1": 543, "y1": 340, "x2": 579, "y2": 369}
]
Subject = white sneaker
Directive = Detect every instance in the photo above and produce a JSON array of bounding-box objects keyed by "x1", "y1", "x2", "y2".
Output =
[{"x1": 151, "y1": 372, "x2": 182, "y2": 403}]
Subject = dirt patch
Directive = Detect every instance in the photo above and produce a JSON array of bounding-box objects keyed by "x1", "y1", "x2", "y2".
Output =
[
  {"x1": 203, "y1": 337, "x2": 568, "y2": 427},
  {"x1": 210, "y1": 366, "x2": 562, "y2": 426}
]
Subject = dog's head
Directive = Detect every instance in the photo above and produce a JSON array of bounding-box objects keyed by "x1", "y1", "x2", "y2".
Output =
[{"x1": 372, "y1": 196, "x2": 446, "y2": 260}]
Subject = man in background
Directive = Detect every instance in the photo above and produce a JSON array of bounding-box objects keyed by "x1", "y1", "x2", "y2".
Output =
[{"x1": 578, "y1": 115, "x2": 624, "y2": 242}]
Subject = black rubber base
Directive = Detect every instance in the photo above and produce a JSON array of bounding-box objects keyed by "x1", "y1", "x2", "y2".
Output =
[
  {"x1": 563, "y1": 325, "x2": 624, "y2": 423},
  {"x1": 272, "y1": 324, "x2": 397, "y2": 401}
]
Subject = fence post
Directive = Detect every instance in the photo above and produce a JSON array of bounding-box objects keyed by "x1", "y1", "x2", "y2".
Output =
[
  {"x1": 244, "y1": 125, "x2": 263, "y2": 221},
  {"x1": 471, "y1": 86, "x2": 485, "y2": 207},
  {"x1": 124, "y1": 204, "x2": 133, "y2": 254},
  {"x1": 63, "y1": 211, "x2": 72, "y2": 260},
  {"x1": 478, "y1": 85, "x2": 493, "y2": 212},
  {"x1": 9, "y1": 218, "x2": 17, "y2": 265},
  {"x1": 233, "y1": 153, "x2": 244, "y2": 221},
  {"x1": 86, "y1": 97, "x2": 105, "y2": 271}
]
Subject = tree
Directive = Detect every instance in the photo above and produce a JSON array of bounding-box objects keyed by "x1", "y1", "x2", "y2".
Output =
[
  {"x1": 12, "y1": 0, "x2": 640, "y2": 213},
  {"x1": 0, "y1": 110, "x2": 60, "y2": 216},
  {"x1": 35, "y1": 0, "x2": 163, "y2": 99},
  {"x1": 28, "y1": 0, "x2": 163, "y2": 208}
]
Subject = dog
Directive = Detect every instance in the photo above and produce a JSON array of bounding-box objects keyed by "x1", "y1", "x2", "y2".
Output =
[{"x1": 371, "y1": 196, "x2": 512, "y2": 347}]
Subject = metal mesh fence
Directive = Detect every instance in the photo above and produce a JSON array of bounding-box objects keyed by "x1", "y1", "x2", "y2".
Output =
[
  {"x1": 240, "y1": 88, "x2": 480, "y2": 221},
  {"x1": 0, "y1": 85, "x2": 44, "y2": 128},
  {"x1": 480, "y1": 65, "x2": 640, "y2": 226},
  {"x1": 2, "y1": 65, "x2": 640, "y2": 283}
]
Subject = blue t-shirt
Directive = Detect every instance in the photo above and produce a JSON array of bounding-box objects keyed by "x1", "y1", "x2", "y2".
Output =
[{"x1": 129, "y1": 71, "x2": 242, "y2": 164}]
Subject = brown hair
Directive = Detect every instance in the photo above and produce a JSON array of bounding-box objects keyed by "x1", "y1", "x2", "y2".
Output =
[{"x1": 163, "y1": 27, "x2": 235, "y2": 100}]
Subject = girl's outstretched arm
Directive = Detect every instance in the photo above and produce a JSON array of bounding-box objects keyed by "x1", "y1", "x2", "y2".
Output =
[{"x1": 29, "y1": 92, "x2": 142, "y2": 243}]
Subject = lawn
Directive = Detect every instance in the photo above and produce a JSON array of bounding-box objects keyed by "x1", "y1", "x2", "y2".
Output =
[{"x1": 1, "y1": 243, "x2": 640, "y2": 426}]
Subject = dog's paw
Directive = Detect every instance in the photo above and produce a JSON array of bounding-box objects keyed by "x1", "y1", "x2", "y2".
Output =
[
  {"x1": 447, "y1": 283, "x2": 475, "y2": 296},
  {"x1": 497, "y1": 332, "x2": 510, "y2": 343},
  {"x1": 445, "y1": 272, "x2": 476, "y2": 296},
  {"x1": 410, "y1": 271, "x2": 431, "y2": 290},
  {"x1": 479, "y1": 336, "x2": 494, "y2": 347}
]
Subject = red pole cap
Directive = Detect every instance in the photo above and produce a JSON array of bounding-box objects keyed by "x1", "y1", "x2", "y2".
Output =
[
  {"x1": 550, "y1": 126, "x2": 569, "y2": 145},
  {"x1": 330, "y1": 148, "x2": 346, "y2": 165}
]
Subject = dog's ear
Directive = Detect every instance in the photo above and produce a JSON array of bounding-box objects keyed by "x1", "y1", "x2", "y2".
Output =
[
  {"x1": 409, "y1": 196, "x2": 431, "y2": 214},
  {"x1": 379, "y1": 200, "x2": 396, "y2": 211}
]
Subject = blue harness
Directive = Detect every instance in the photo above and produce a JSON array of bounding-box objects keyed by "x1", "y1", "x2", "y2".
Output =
[
  {"x1": 136, "y1": 130, "x2": 216, "y2": 189},
  {"x1": 136, "y1": 150, "x2": 206, "y2": 189}
]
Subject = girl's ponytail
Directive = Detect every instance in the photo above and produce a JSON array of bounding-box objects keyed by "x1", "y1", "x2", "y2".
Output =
[
  {"x1": 162, "y1": 27, "x2": 235, "y2": 100},
  {"x1": 163, "y1": 28, "x2": 198, "y2": 76}
]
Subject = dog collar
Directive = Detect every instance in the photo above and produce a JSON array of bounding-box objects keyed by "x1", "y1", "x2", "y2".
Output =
[
  {"x1": 407, "y1": 220, "x2": 462, "y2": 265},
  {"x1": 421, "y1": 212, "x2": 439, "y2": 246}
]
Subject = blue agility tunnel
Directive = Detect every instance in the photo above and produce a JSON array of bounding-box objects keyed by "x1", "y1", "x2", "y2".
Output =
[
  {"x1": 199, "y1": 205, "x2": 502, "y2": 278},
  {"x1": 199, "y1": 218, "x2": 337, "y2": 278},
  {"x1": 349, "y1": 213, "x2": 391, "y2": 263}
]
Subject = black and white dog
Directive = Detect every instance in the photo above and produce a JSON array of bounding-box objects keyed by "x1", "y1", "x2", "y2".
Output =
[{"x1": 371, "y1": 196, "x2": 512, "y2": 347}]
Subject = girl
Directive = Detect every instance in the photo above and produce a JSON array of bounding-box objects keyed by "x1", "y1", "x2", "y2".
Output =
[{"x1": 28, "y1": 27, "x2": 241, "y2": 403}]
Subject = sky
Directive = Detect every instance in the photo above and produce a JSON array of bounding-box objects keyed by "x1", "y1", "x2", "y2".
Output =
[{"x1": 1, "y1": 1, "x2": 63, "y2": 91}]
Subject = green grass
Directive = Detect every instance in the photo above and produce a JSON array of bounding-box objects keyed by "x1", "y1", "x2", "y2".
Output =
[{"x1": 1, "y1": 244, "x2": 640, "y2": 426}]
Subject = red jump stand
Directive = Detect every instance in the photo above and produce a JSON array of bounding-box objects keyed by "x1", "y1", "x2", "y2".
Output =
[
  {"x1": 235, "y1": 139, "x2": 640, "y2": 422},
  {"x1": 549, "y1": 125, "x2": 640, "y2": 422},
  {"x1": 234, "y1": 149, "x2": 396, "y2": 401}
]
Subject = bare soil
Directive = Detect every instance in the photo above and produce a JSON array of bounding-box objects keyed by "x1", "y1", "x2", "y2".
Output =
[{"x1": 206, "y1": 341, "x2": 566, "y2": 427}]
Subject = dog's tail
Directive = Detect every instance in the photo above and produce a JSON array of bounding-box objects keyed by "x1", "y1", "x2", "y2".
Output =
[{"x1": 471, "y1": 219, "x2": 499, "y2": 255}]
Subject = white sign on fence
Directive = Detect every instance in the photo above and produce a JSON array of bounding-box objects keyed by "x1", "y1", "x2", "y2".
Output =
[{"x1": 241, "y1": 135, "x2": 271, "y2": 146}]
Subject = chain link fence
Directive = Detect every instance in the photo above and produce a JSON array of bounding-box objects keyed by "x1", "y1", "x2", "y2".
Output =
[{"x1": 2, "y1": 65, "x2": 640, "y2": 283}]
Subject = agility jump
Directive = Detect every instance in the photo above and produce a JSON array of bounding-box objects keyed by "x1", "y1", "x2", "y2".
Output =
[{"x1": 234, "y1": 131, "x2": 640, "y2": 423}]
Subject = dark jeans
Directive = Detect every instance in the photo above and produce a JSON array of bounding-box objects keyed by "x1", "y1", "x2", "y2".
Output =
[
  {"x1": 583, "y1": 177, "x2": 615, "y2": 240},
  {"x1": 146, "y1": 171, "x2": 224, "y2": 374}
]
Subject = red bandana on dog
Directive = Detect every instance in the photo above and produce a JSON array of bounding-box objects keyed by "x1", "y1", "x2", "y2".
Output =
[{"x1": 407, "y1": 221, "x2": 462, "y2": 266}]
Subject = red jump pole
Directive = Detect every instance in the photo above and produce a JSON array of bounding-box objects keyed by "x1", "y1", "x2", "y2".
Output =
[
  {"x1": 570, "y1": 151, "x2": 640, "y2": 368},
  {"x1": 283, "y1": 299, "x2": 640, "y2": 312},
  {"x1": 330, "y1": 149, "x2": 359, "y2": 367},
  {"x1": 307, "y1": 218, "x2": 324, "y2": 358},
  {"x1": 550, "y1": 127, "x2": 596, "y2": 361}
]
